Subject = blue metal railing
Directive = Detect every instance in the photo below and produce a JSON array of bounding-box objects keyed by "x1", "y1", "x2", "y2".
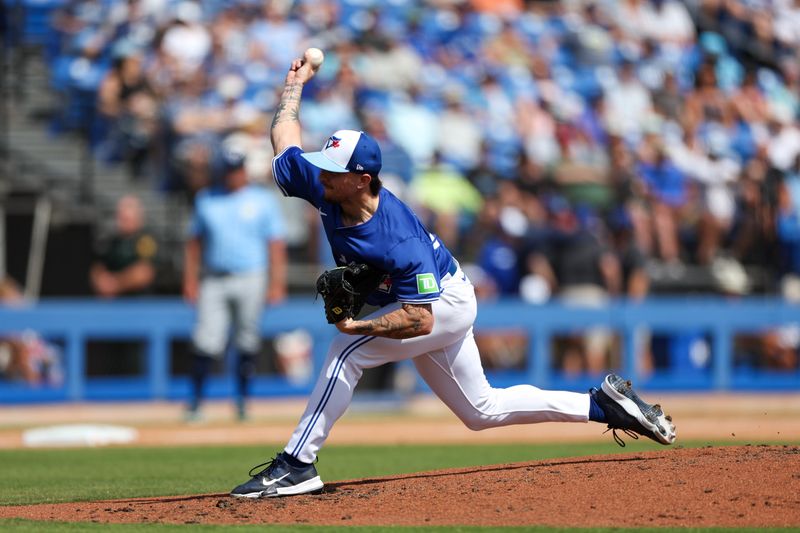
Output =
[{"x1": 0, "y1": 297, "x2": 798, "y2": 403}]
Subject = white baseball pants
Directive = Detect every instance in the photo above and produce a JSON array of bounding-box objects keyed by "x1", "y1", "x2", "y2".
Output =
[{"x1": 285, "y1": 264, "x2": 590, "y2": 463}]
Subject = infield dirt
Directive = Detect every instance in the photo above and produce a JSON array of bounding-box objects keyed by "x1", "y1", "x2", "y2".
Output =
[{"x1": 1, "y1": 445, "x2": 798, "y2": 527}]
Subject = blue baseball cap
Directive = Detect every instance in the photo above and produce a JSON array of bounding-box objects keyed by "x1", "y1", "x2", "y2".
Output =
[
  {"x1": 301, "y1": 130, "x2": 382, "y2": 175},
  {"x1": 220, "y1": 146, "x2": 246, "y2": 174}
]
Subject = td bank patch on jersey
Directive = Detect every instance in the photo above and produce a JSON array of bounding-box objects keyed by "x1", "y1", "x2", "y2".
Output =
[{"x1": 416, "y1": 273, "x2": 439, "y2": 294}]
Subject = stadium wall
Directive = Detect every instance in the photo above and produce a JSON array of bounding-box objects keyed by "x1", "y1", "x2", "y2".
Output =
[{"x1": 0, "y1": 297, "x2": 798, "y2": 404}]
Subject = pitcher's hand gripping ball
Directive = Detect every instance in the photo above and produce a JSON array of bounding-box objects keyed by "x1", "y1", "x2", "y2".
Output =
[
  {"x1": 304, "y1": 47, "x2": 324, "y2": 70},
  {"x1": 316, "y1": 263, "x2": 384, "y2": 324}
]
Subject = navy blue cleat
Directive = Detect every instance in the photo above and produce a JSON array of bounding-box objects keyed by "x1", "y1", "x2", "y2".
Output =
[
  {"x1": 590, "y1": 374, "x2": 676, "y2": 446},
  {"x1": 230, "y1": 453, "x2": 323, "y2": 498}
]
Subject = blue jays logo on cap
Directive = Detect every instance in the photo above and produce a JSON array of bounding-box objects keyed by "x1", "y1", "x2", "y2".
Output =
[
  {"x1": 325, "y1": 136, "x2": 342, "y2": 149},
  {"x1": 301, "y1": 130, "x2": 382, "y2": 175}
]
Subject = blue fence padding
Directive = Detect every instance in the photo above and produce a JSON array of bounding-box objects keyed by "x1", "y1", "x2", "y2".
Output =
[{"x1": 0, "y1": 297, "x2": 799, "y2": 403}]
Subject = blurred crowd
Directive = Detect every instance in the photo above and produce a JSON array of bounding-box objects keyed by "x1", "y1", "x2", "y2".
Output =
[
  {"x1": 0, "y1": 277, "x2": 64, "y2": 386},
  {"x1": 40, "y1": 0, "x2": 800, "y2": 304}
]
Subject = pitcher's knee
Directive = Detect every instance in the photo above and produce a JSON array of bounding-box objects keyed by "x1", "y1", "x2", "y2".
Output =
[
  {"x1": 459, "y1": 409, "x2": 496, "y2": 431},
  {"x1": 462, "y1": 418, "x2": 489, "y2": 431}
]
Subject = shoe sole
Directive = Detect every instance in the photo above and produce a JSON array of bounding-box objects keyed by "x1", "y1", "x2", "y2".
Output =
[
  {"x1": 274, "y1": 476, "x2": 324, "y2": 497},
  {"x1": 230, "y1": 476, "x2": 324, "y2": 499},
  {"x1": 601, "y1": 375, "x2": 676, "y2": 445}
]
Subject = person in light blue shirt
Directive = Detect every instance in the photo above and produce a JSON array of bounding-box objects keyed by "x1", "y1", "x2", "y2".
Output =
[{"x1": 183, "y1": 147, "x2": 287, "y2": 421}]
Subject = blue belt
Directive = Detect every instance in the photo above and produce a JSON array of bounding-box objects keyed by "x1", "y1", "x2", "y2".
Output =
[{"x1": 447, "y1": 259, "x2": 458, "y2": 277}]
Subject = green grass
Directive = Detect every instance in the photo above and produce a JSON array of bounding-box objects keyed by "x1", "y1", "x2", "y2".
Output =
[
  {"x1": 0, "y1": 441, "x2": 676, "y2": 506},
  {"x1": 0, "y1": 441, "x2": 791, "y2": 532}
]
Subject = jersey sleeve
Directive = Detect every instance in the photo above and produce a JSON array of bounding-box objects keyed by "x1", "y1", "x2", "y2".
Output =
[
  {"x1": 272, "y1": 146, "x2": 324, "y2": 207},
  {"x1": 385, "y1": 238, "x2": 442, "y2": 304}
]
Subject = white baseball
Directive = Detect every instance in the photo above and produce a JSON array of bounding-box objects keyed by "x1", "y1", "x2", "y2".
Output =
[{"x1": 304, "y1": 47, "x2": 324, "y2": 69}]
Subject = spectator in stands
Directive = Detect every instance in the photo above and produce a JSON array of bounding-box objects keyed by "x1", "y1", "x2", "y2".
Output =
[
  {"x1": 300, "y1": 70, "x2": 360, "y2": 147},
  {"x1": 90, "y1": 194, "x2": 158, "y2": 298},
  {"x1": 517, "y1": 94, "x2": 560, "y2": 168},
  {"x1": 183, "y1": 147, "x2": 287, "y2": 422},
  {"x1": 160, "y1": 71, "x2": 216, "y2": 196},
  {"x1": 476, "y1": 182, "x2": 528, "y2": 296},
  {"x1": 637, "y1": 134, "x2": 689, "y2": 269},
  {"x1": 614, "y1": 0, "x2": 647, "y2": 41},
  {"x1": 730, "y1": 157, "x2": 772, "y2": 265},
  {"x1": 683, "y1": 59, "x2": 729, "y2": 133},
  {"x1": 608, "y1": 209, "x2": 650, "y2": 301},
  {"x1": 757, "y1": 326, "x2": 799, "y2": 370},
  {"x1": 437, "y1": 87, "x2": 483, "y2": 172},
  {"x1": 477, "y1": 74, "x2": 516, "y2": 141},
  {"x1": 730, "y1": 69, "x2": 771, "y2": 126},
  {"x1": 525, "y1": 197, "x2": 622, "y2": 374},
  {"x1": 607, "y1": 136, "x2": 654, "y2": 260},
  {"x1": 385, "y1": 87, "x2": 439, "y2": 165},
  {"x1": 609, "y1": 207, "x2": 655, "y2": 371},
  {"x1": 554, "y1": 115, "x2": 610, "y2": 185},
  {"x1": 774, "y1": 0, "x2": 800, "y2": 53},
  {"x1": 362, "y1": 111, "x2": 414, "y2": 198},
  {"x1": 0, "y1": 276, "x2": 29, "y2": 382},
  {"x1": 248, "y1": 0, "x2": 306, "y2": 70},
  {"x1": 737, "y1": 238, "x2": 799, "y2": 372},
  {"x1": 765, "y1": 103, "x2": 800, "y2": 174},
  {"x1": 652, "y1": 71, "x2": 684, "y2": 122},
  {"x1": 604, "y1": 59, "x2": 654, "y2": 139},
  {"x1": 356, "y1": 33, "x2": 424, "y2": 94},
  {"x1": 777, "y1": 154, "x2": 800, "y2": 285},
  {"x1": 160, "y1": 1, "x2": 211, "y2": 79},
  {"x1": 38, "y1": 0, "x2": 800, "y2": 301},
  {"x1": 763, "y1": 247, "x2": 800, "y2": 371},
  {"x1": 410, "y1": 151, "x2": 483, "y2": 252},
  {"x1": 668, "y1": 124, "x2": 742, "y2": 265},
  {"x1": 642, "y1": 0, "x2": 696, "y2": 47},
  {"x1": 97, "y1": 49, "x2": 158, "y2": 179},
  {"x1": 0, "y1": 277, "x2": 63, "y2": 386}
]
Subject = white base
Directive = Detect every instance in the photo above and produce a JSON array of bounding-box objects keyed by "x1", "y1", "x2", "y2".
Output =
[{"x1": 22, "y1": 424, "x2": 138, "y2": 448}]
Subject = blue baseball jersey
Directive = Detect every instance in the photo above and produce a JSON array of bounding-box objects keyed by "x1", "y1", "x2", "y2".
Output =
[
  {"x1": 273, "y1": 146, "x2": 454, "y2": 307},
  {"x1": 189, "y1": 184, "x2": 286, "y2": 274}
]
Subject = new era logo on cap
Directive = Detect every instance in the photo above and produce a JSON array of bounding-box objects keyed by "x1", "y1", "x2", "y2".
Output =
[{"x1": 301, "y1": 130, "x2": 382, "y2": 175}]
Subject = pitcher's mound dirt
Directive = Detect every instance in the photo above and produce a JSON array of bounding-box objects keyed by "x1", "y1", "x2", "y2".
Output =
[{"x1": 3, "y1": 445, "x2": 799, "y2": 527}]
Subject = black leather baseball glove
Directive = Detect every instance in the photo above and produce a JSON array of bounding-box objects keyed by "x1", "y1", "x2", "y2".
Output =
[{"x1": 315, "y1": 263, "x2": 385, "y2": 324}]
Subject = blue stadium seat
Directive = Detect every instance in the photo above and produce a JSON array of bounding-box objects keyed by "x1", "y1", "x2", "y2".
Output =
[{"x1": 9, "y1": 0, "x2": 65, "y2": 47}]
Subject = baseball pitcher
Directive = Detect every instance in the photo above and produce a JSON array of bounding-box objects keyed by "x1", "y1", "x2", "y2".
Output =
[{"x1": 230, "y1": 51, "x2": 676, "y2": 499}]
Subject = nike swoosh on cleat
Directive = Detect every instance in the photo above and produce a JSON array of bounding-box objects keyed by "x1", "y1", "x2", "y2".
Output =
[{"x1": 261, "y1": 473, "x2": 290, "y2": 487}]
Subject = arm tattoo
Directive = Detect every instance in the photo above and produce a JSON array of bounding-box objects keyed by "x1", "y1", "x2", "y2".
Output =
[
  {"x1": 352, "y1": 303, "x2": 432, "y2": 339},
  {"x1": 271, "y1": 82, "x2": 302, "y2": 129}
]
